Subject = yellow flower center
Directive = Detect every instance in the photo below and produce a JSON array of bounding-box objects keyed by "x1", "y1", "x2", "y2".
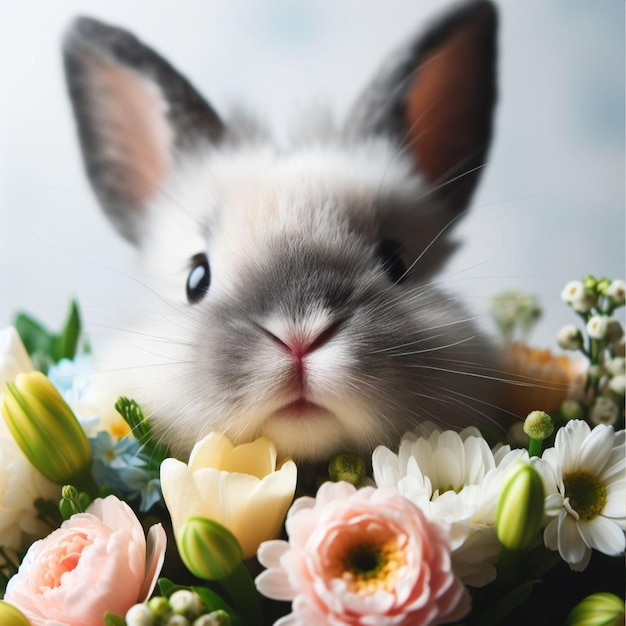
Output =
[
  {"x1": 338, "y1": 536, "x2": 407, "y2": 595},
  {"x1": 563, "y1": 471, "x2": 607, "y2": 521}
]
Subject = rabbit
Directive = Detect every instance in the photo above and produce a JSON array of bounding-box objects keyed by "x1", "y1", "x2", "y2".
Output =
[{"x1": 63, "y1": 1, "x2": 508, "y2": 461}]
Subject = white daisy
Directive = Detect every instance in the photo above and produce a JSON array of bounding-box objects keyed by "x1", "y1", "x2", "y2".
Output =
[
  {"x1": 373, "y1": 424, "x2": 527, "y2": 587},
  {"x1": 535, "y1": 420, "x2": 625, "y2": 571}
]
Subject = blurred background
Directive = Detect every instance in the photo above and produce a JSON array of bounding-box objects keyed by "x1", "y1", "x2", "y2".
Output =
[{"x1": 0, "y1": 0, "x2": 624, "y2": 351}]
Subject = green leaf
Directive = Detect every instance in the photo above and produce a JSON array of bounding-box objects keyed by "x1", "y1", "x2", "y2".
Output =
[
  {"x1": 157, "y1": 577, "x2": 187, "y2": 598},
  {"x1": 54, "y1": 299, "x2": 81, "y2": 361},
  {"x1": 192, "y1": 586, "x2": 241, "y2": 624},
  {"x1": 470, "y1": 580, "x2": 540, "y2": 626},
  {"x1": 13, "y1": 300, "x2": 85, "y2": 371},
  {"x1": 104, "y1": 613, "x2": 126, "y2": 626},
  {"x1": 13, "y1": 313, "x2": 55, "y2": 368}
]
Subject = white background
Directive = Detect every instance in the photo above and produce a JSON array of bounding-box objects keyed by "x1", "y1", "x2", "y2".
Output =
[{"x1": 0, "y1": 0, "x2": 624, "y2": 351}]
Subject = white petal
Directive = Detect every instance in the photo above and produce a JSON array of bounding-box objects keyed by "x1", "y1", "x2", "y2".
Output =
[
  {"x1": 603, "y1": 481, "x2": 626, "y2": 519},
  {"x1": 578, "y1": 425, "x2": 616, "y2": 475},
  {"x1": 557, "y1": 513, "x2": 588, "y2": 565},
  {"x1": 578, "y1": 517, "x2": 626, "y2": 556},
  {"x1": 543, "y1": 517, "x2": 558, "y2": 550},
  {"x1": 555, "y1": 420, "x2": 590, "y2": 473}
]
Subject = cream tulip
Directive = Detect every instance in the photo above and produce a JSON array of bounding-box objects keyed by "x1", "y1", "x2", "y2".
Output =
[
  {"x1": 160, "y1": 433, "x2": 297, "y2": 559},
  {"x1": 0, "y1": 327, "x2": 34, "y2": 392}
]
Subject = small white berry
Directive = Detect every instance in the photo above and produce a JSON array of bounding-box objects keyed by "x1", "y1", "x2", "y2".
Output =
[
  {"x1": 125, "y1": 604, "x2": 154, "y2": 626},
  {"x1": 589, "y1": 396, "x2": 619, "y2": 425},
  {"x1": 557, "y1": 324, "x2": 583, "y2": 350}
]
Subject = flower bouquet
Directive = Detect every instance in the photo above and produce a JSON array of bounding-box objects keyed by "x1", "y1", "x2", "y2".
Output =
[{"x1": 0, "y1": 277, "x2": 624, "y2": 626}]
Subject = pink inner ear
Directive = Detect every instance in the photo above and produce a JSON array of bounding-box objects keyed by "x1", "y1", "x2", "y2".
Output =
[
  {"x1": 90, "y1": 56, "x2": 173, "y2": 208},
  {"x1": 405, "y1": 7, "x2": 494, "y2": 187}
]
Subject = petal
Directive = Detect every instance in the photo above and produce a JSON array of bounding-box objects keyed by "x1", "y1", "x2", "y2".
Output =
[
  {"x1": 140, "y1": 523, "x2": 167, "y2": 601},
  {"x1": 160, "y1": 458, "x2": 199, "y2": 533},
  {"x1": 555, "y1": 420, "x2": 590, "y2": 473},
  {"x1": 603, "y1": 482, "x2": 626, "y2": 518},
  {"x1": 188, "y1": 432, "x2": 233, "y2": 471},
  {"x1": 231, "y1": 461, "x2": 297, "y2": 558},
  {"x1": 257, "y1": 539, "x2": 290, "y2": 568},
  {"x1": 578, "y1": 425, "x2": 616, "y2": 475},
  {"x1": 577, "y1": 517, "x2": 626, "y2": 556},
  {"x1": 557, "y1": 513, "x2": 588, "y2": 566},
  {"x1": 543, "y1": 517, "x2": 559, "y2": 551},
  {"x1": 222, "y1": 437, "x2": 276, "y2": 478},
  {"x1": 255, "y1": 567, "x2": 296, "y2": 601}
]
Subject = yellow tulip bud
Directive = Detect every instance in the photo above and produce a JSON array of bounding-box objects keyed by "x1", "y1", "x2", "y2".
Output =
[
  {"x1": 1, "y1": 372, "x2": 96, "y2": 494},
  {"x1": 496, "y1": 461, "x2": 545, "y2": 551},
  {"x1": 179, "y1": 516, "x2": 243, "y2": 581},
  {"x1": 0, "y1": 600, "x2": 31, "y2": 626},
  {"x1": 566, "y1": 592, "x2": 625, "y2": 626}
]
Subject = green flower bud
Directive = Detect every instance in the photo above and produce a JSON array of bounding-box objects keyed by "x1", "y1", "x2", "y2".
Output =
[
  {"x1": 566, "y1": 592, "x2": 625, "y2": 626},
  {"x1": 0, "y1": 601, "x2": 31, "y2": 626},
  {"x1": 328, "y1": 452, "x2": 367, "y2": 485},
  {"x1": 582, "y1": 274, "x2": 598, "y2": 291},
  {"x1": 179, "y1": 516, "x2": 243, "y2": 581},
  {"x1": 1, "y1": 372, "x2": 96, "y2": 494},
  {"x1": 194, "y1": 610, "x2": 232, "y2": 626},
  {"x1": 523, "y1": 411, "x2": 554, "y2": 441},
  {"x1": 496, "y1": 461, "x2": 545, "y2": 551},
  {"x1": 596, "y1": 277, "x2": 612, "y2": 296},
  {"x1": 147, "y1": 596, "x2": 171, "y2": 620}
]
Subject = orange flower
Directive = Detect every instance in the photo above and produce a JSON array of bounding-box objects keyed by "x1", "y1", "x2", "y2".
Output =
[{"x1": 502, "y1": 343, "x2": 585, "y2": 418}]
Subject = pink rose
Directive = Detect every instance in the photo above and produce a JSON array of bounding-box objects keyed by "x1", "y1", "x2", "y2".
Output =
[
  {"x1": 4, "y1": 496, "x2": 166, "y2": 626},
  {"x1": 256, "y1": 482, "x2": 470, "y2": 626}
]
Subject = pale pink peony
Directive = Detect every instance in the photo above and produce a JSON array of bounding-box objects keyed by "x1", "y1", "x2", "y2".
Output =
[
  {"x1": 256, "y1": 482, "x2": 470, "y2": 626},
  {"x1": 4, "y1": 495, "x2": 166, "y2": 626}
]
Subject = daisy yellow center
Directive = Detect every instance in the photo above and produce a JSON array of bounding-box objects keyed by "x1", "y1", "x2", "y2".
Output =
[
  {"x1": 563, "y1": 471, "x2": 607, "y2": 521},
  {"x1": 339, "y1": 537, "x2": 407, "y2": 595}
]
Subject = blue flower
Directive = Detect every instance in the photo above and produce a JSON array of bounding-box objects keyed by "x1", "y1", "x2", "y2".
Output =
[{"x1": 90, "y1": 431, "x2": 162, "y2": 512}]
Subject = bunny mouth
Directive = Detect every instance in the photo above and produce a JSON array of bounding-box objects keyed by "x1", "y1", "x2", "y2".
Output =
[{"x1": 273, "y1": 398, "x2": 332, "y2": 420}]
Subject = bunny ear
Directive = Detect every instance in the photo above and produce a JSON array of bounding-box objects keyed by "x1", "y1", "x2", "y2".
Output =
[
  {"x1": 347, "y1": 0, "x2": 497, "y2": 212},
  {"x1": 63, "y1": 17, "x2": 224, "y2": 244}
]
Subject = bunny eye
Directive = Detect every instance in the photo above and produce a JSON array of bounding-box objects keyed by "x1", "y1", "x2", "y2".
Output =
[
  {"x1": 377, "y1": 239, "x2": 407, "y2": 284},
  {"x1": 186, "y1": 253, "x2": 210, "y2": 303}
]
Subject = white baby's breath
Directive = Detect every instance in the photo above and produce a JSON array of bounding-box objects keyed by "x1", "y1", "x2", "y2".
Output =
[
  {"x1": 561, "y1": 281, "x2": 595, "y2": 313},
  {"x1": 589, "y1": 397, "x2": 619, "y2": 425},
  {"x1": 586, "y1": 315, "x2": 608, "y2": 340},
  {"x1": 606, "y1": 279, "x2": 626, "y2": 304},
  {"x1": 373, "y1": 424, "x2": 527, "y2": 587},
  {"x1": 535, "y1": 420, "x2": 625, "y2": 571},
  {"x1": 557, "y1": 324, "x2": 583, "y2": 351}
]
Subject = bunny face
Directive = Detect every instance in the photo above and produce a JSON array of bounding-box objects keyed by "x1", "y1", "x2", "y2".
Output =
[{"x1": 64, "y1": 2, "x2": 502, "y2": 460}]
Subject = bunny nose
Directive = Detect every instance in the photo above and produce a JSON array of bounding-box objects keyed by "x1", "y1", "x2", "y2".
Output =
[{"x1": 260, "y1": 319, "x2": 344, "y2": 358}]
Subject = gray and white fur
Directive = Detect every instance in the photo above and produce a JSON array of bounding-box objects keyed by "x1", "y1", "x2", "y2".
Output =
[{"x1": 63, "y1": 1, "x2": 507, "y2": 461}]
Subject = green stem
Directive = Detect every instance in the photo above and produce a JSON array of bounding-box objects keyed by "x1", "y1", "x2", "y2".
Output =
[
  {"x1": 495, "y1": 546, "x2": 519, "y2": 592},
  {"x1": 528, "y1": 437, "x2": 542, "y2": 458},
  {"x1": 219, "y1": 562, "x2": 263, "y2": 626},
  {"x1": 73, "y1": 468, "x2": 100, "y2": 501}
]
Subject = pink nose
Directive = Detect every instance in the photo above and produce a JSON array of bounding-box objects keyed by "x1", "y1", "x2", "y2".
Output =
[{"x1": 261, "y1": 319, "x2": 343, "y2": 359}]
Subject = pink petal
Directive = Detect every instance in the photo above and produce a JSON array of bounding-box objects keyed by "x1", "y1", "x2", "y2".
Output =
[
  {"x1": 139, "y1": 523, "x2": 167, "y2": 601},
  {"x1": 257, "y1": 540, "x2": 290, "y2": 569}
]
